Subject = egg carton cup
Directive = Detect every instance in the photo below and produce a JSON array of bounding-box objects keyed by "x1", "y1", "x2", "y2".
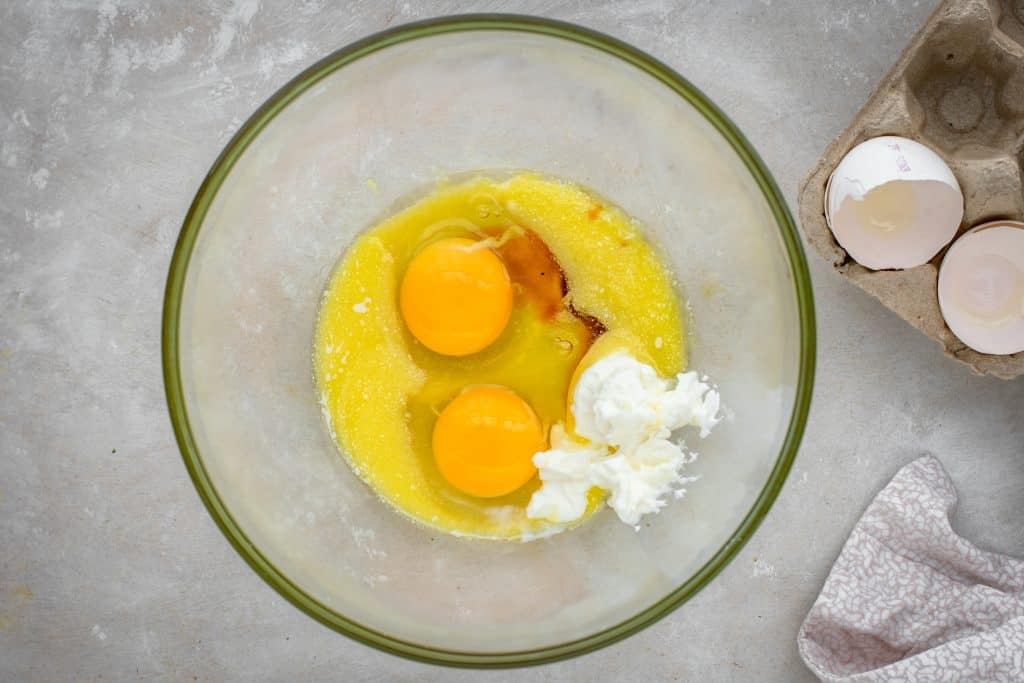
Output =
[{"x1": 797, "y1": 0, "x2": 1024, "y2": 379}]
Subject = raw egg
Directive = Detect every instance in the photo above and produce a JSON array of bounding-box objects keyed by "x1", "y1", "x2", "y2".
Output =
[
  {"x1": 400, "y1": 237, "x2": 513, "y2": 356},
  {"x1": 432, "y1": 386, "x2": 543, "y2": 498}
]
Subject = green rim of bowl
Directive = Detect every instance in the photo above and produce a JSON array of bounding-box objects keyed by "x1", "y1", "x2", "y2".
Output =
[{"x1": 162, "y1": 14, "x2": 816, "y2": 668}]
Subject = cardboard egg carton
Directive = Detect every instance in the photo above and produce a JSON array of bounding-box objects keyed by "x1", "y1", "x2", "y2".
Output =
[{"x1": 797, "y1": 0, "x2": 1024, "y2": 379}]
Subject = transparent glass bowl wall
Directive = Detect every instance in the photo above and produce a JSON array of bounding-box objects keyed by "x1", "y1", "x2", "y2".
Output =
[{"x1": 164, "y1": 18, "x2": 815, "y2": 666}]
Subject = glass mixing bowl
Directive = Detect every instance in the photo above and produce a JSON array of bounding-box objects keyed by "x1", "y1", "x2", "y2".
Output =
[{"x1": 163, "y1": 15, "x2": 815, "y2": 667}]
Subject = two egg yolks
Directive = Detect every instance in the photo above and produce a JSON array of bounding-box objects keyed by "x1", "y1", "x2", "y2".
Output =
[{"x1": 399, "y1": 237, "x2": 551, "y2": 498}]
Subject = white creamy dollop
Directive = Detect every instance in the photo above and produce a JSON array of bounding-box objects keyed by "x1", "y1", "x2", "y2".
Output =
[
  {"x1": 526, "y1": 352, "x2": 720, "y2": 527},
  {"x1": 525, "y1": 425, "x2": 605, "y2": 523}
]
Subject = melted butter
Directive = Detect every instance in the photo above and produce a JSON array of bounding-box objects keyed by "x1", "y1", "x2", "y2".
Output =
[{"x1": 315, "y1": 173, "x2": 685, "y2": 540}]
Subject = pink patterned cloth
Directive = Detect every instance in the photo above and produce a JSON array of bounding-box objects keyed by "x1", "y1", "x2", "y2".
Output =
[{"x1": 798, "y1": 456, "x2": 1024, "y2": 682}]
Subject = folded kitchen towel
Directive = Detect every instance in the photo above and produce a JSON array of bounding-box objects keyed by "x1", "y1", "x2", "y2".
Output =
[{"x1": 798, "y1": 455, "x2": 1024, "y2": 682}]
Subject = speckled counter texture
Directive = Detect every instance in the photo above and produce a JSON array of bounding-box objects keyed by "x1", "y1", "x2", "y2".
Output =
[{"x1": 2, "y1": 1, "x2": 1022, "y2": 681}]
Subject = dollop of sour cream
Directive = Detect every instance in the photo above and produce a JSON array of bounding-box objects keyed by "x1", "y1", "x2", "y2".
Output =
[{"x1": 526, "y1": 352, "x2": 720, "y2": 527}]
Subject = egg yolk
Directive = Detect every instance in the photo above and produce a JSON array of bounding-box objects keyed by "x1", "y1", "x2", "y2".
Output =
[
  {"x1": 399, "y1": 238, "x2": 513, "y2": 356},
  {"x1": 432, "y1": 386, "x2": 543, "y2": 498}
]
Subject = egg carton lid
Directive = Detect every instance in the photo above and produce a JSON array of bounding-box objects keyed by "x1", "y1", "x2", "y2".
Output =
[{"x1": 797, "y1": 0, "x2": 1024, "y2": 379}]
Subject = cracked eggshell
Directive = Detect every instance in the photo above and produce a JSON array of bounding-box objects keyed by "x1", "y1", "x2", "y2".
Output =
[
  {"x1": 938, "y1": 221, "x2": 1024, "y2": 356},
  {"x1": 825, "y1": 136, "x2": 964, "y2": 270}
]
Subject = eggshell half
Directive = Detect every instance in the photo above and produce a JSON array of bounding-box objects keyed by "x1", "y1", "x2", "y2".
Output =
[
  {"x1": 825, "y1": 136, "x2": 964, "y2": 270},
  {"x1": 938, "y1": 221, "x2": 1024, "y2": 355}
]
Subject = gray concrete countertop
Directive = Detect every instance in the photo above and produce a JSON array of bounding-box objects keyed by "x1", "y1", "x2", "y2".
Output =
[{"x1": 2, "y1": 1, "x2": 1022, "y2": 680}]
